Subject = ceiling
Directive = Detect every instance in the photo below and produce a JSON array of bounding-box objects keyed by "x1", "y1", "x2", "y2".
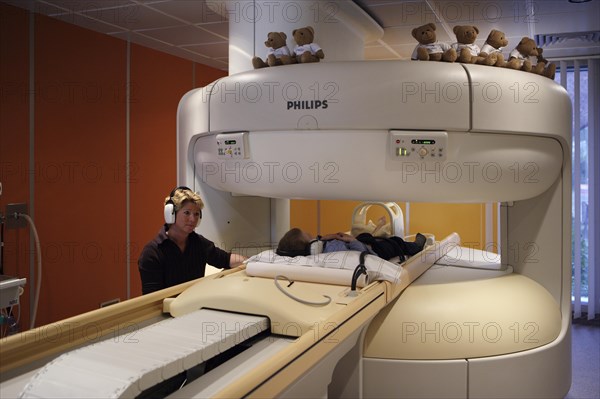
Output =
[{"x1": 3, "y1": 0, "x2": 599, "y2": 71}]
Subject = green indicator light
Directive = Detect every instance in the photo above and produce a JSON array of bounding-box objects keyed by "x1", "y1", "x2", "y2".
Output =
[{"x1": 411, "y1": 139, "x2": 436, "y2": 145}]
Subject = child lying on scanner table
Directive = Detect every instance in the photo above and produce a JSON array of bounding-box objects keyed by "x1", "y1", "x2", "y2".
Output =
[{"x1": 276, "y1": 223, "x2": 426, "y2": 262}]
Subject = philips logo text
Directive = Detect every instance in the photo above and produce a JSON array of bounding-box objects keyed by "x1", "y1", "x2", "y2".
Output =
[{"x1": 287, "y1": 100, "x2": 328, "y2": 110}]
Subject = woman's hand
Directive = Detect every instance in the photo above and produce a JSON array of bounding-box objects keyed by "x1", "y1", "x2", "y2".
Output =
[{"x1": 229, "y1": 253, "x2": 247, "y2": 267}]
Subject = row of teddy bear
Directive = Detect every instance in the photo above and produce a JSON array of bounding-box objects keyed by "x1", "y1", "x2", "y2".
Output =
[
  {"x1": 252, "y1": 23, "x2": 555, "y2": 81},
  {"x1": 252, "y1": 26, "x2": 324, "y2": 69},
  {"x1": 412, "y1": 23, "x2": 555, "y2": 79}
]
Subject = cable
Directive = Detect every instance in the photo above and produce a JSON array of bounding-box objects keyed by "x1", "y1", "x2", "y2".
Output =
[
  {"x1": 18, "y1": 213, "x2": 42, "y2": 329},
  {"x1": 349, "y1": 251, "x2": 370, "y2": 295},
  {"x1": 1, "y1": 308, "x2": 6, "y2": 337},
  {"x1": 0, "y1": 302, "x2": 20, "y2": 337},
  {"x1": 1, "y1": 218, "x2": 5, "y2": 275},
  {"x1": 273, "y1": 275, "x2": 332, "y2": 306}
]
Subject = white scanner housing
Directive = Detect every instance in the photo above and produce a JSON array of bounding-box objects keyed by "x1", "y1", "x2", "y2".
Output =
[
  {"x1": 175, "y1": 60, "x2": 572, "y2": 398},
  {"x1": 179, "y1": 61, "x2": 568, "y2": 203}
]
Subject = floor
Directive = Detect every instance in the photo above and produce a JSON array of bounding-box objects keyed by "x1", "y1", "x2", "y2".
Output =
[{"x1": 565, "y1": 319, "x2": 600, "y2": 399}]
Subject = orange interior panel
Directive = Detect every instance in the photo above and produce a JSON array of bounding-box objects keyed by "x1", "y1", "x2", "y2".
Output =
[
  {"x1": 33, "y1": 14, "x2": 127, "y2": 326},
  {"x1": 0, "y1": 3, "x2": 31, "y2": 329}
]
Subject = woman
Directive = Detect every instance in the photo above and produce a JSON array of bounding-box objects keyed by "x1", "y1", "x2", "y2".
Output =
[{"x1": 138, "y1": 187, "x2": 245, "y2": 294}]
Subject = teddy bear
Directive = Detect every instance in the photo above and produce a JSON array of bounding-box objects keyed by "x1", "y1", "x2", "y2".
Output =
[
  {"x1": 479, "y1": 29, "x2": 508, "y2": 67},
  {"x1": 506, "y1": 38, "x2": 556, "y2": 78},
  {"x1": 451, "y1": 25, "x2": 497, "y2": 65},
  {"x1": 506, "y1": 37, "x2": 538, "y2": 72},
  {"x1": 252, "y1": 31, "x2": 294, "y2": 69},
  {"x1": 533, "y1": 47, "x2": 557, "y2": 79},
  {"x1": 411, "y1": 23, "x2": 457, "y2": 62},
  {"x1": 292, "y1": 26, "x2": 324, "y2": 63}
]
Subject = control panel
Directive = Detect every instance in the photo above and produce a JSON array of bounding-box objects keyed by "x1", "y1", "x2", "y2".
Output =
[
  {"x1": 389, "y1": 131, "x2": 448, "y2": 161},
  {"x1": 216, "y1": 132, "x2": 248, "y2": 159}
]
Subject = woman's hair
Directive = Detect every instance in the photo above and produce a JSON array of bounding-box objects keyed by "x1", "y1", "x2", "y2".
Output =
[
  {"x1": 165, "y1": 188, "x2": 204, "y2": 213},
  {"x1": 277, "y1": 228, "x2": 310, "y2": 255}
]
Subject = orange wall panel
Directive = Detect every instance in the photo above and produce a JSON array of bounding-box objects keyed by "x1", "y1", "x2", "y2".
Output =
[
  {"x1": 129, "y1": 44, "x2": 194, "y2": 297},
  {"x1": 290, "y1": 200, "x2": 318, "y2": 235},
  {"x1": 409, "y1": 202, "x2": 486, "y2": 249},
  {"x1": 194, "y1": 63, "x2": 227, "y2": 88},
  {"x1": 320, "y1": 200, "x2": 363, "y2": 234},
  {"x1": 34, "y1": 15, "x2": 126, "y2": 326},
  {"x1": 0, "y1": 6, "x2": 229, "y2": 330},
  {"x1": 0, "y1": 3, "x2": 31, "y2": 331}
]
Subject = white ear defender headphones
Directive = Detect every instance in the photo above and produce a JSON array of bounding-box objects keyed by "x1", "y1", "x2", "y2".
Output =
[{"x1": 163, "y1": 186, "x2": 191, "y2": 224}]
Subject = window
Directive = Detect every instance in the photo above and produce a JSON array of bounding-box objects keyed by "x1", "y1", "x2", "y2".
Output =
[{"x1": 556, "y1": 59, "x2": 599, "y2": 320}]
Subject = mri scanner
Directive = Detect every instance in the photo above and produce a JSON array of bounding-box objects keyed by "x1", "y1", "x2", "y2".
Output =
[
  {"x1": 0, "y1": 1, "x2": 572, "y2": 397},
  {"x1": 0, "y1": 59, "x2": 572, "y2": 398}
]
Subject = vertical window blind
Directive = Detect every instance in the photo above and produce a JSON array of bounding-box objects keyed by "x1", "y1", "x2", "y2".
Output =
[{"x1": 557, "y1": 58, "x2": 599, "y2": 320}]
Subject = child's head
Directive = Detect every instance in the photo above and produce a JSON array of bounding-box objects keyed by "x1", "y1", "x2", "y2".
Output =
[{"x1": 276, "y1": 228, "x2": 312, "y2": 256}]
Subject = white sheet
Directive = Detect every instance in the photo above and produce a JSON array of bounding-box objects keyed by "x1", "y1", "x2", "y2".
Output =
[
  {"x1": 435, "y1": 246, "x2": 502, "y2": 270},
  {"x1": 245, "y1": 250, "x2": 403, "y2": 287}
]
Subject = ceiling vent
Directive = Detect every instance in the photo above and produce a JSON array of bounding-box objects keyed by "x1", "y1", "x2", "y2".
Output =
[
  {"x1": 535, "y1": 30, "x2": 600, "y2": 58},
  {"x1": 536, "y1": 30, "x2": 600, "y2": 47}
]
